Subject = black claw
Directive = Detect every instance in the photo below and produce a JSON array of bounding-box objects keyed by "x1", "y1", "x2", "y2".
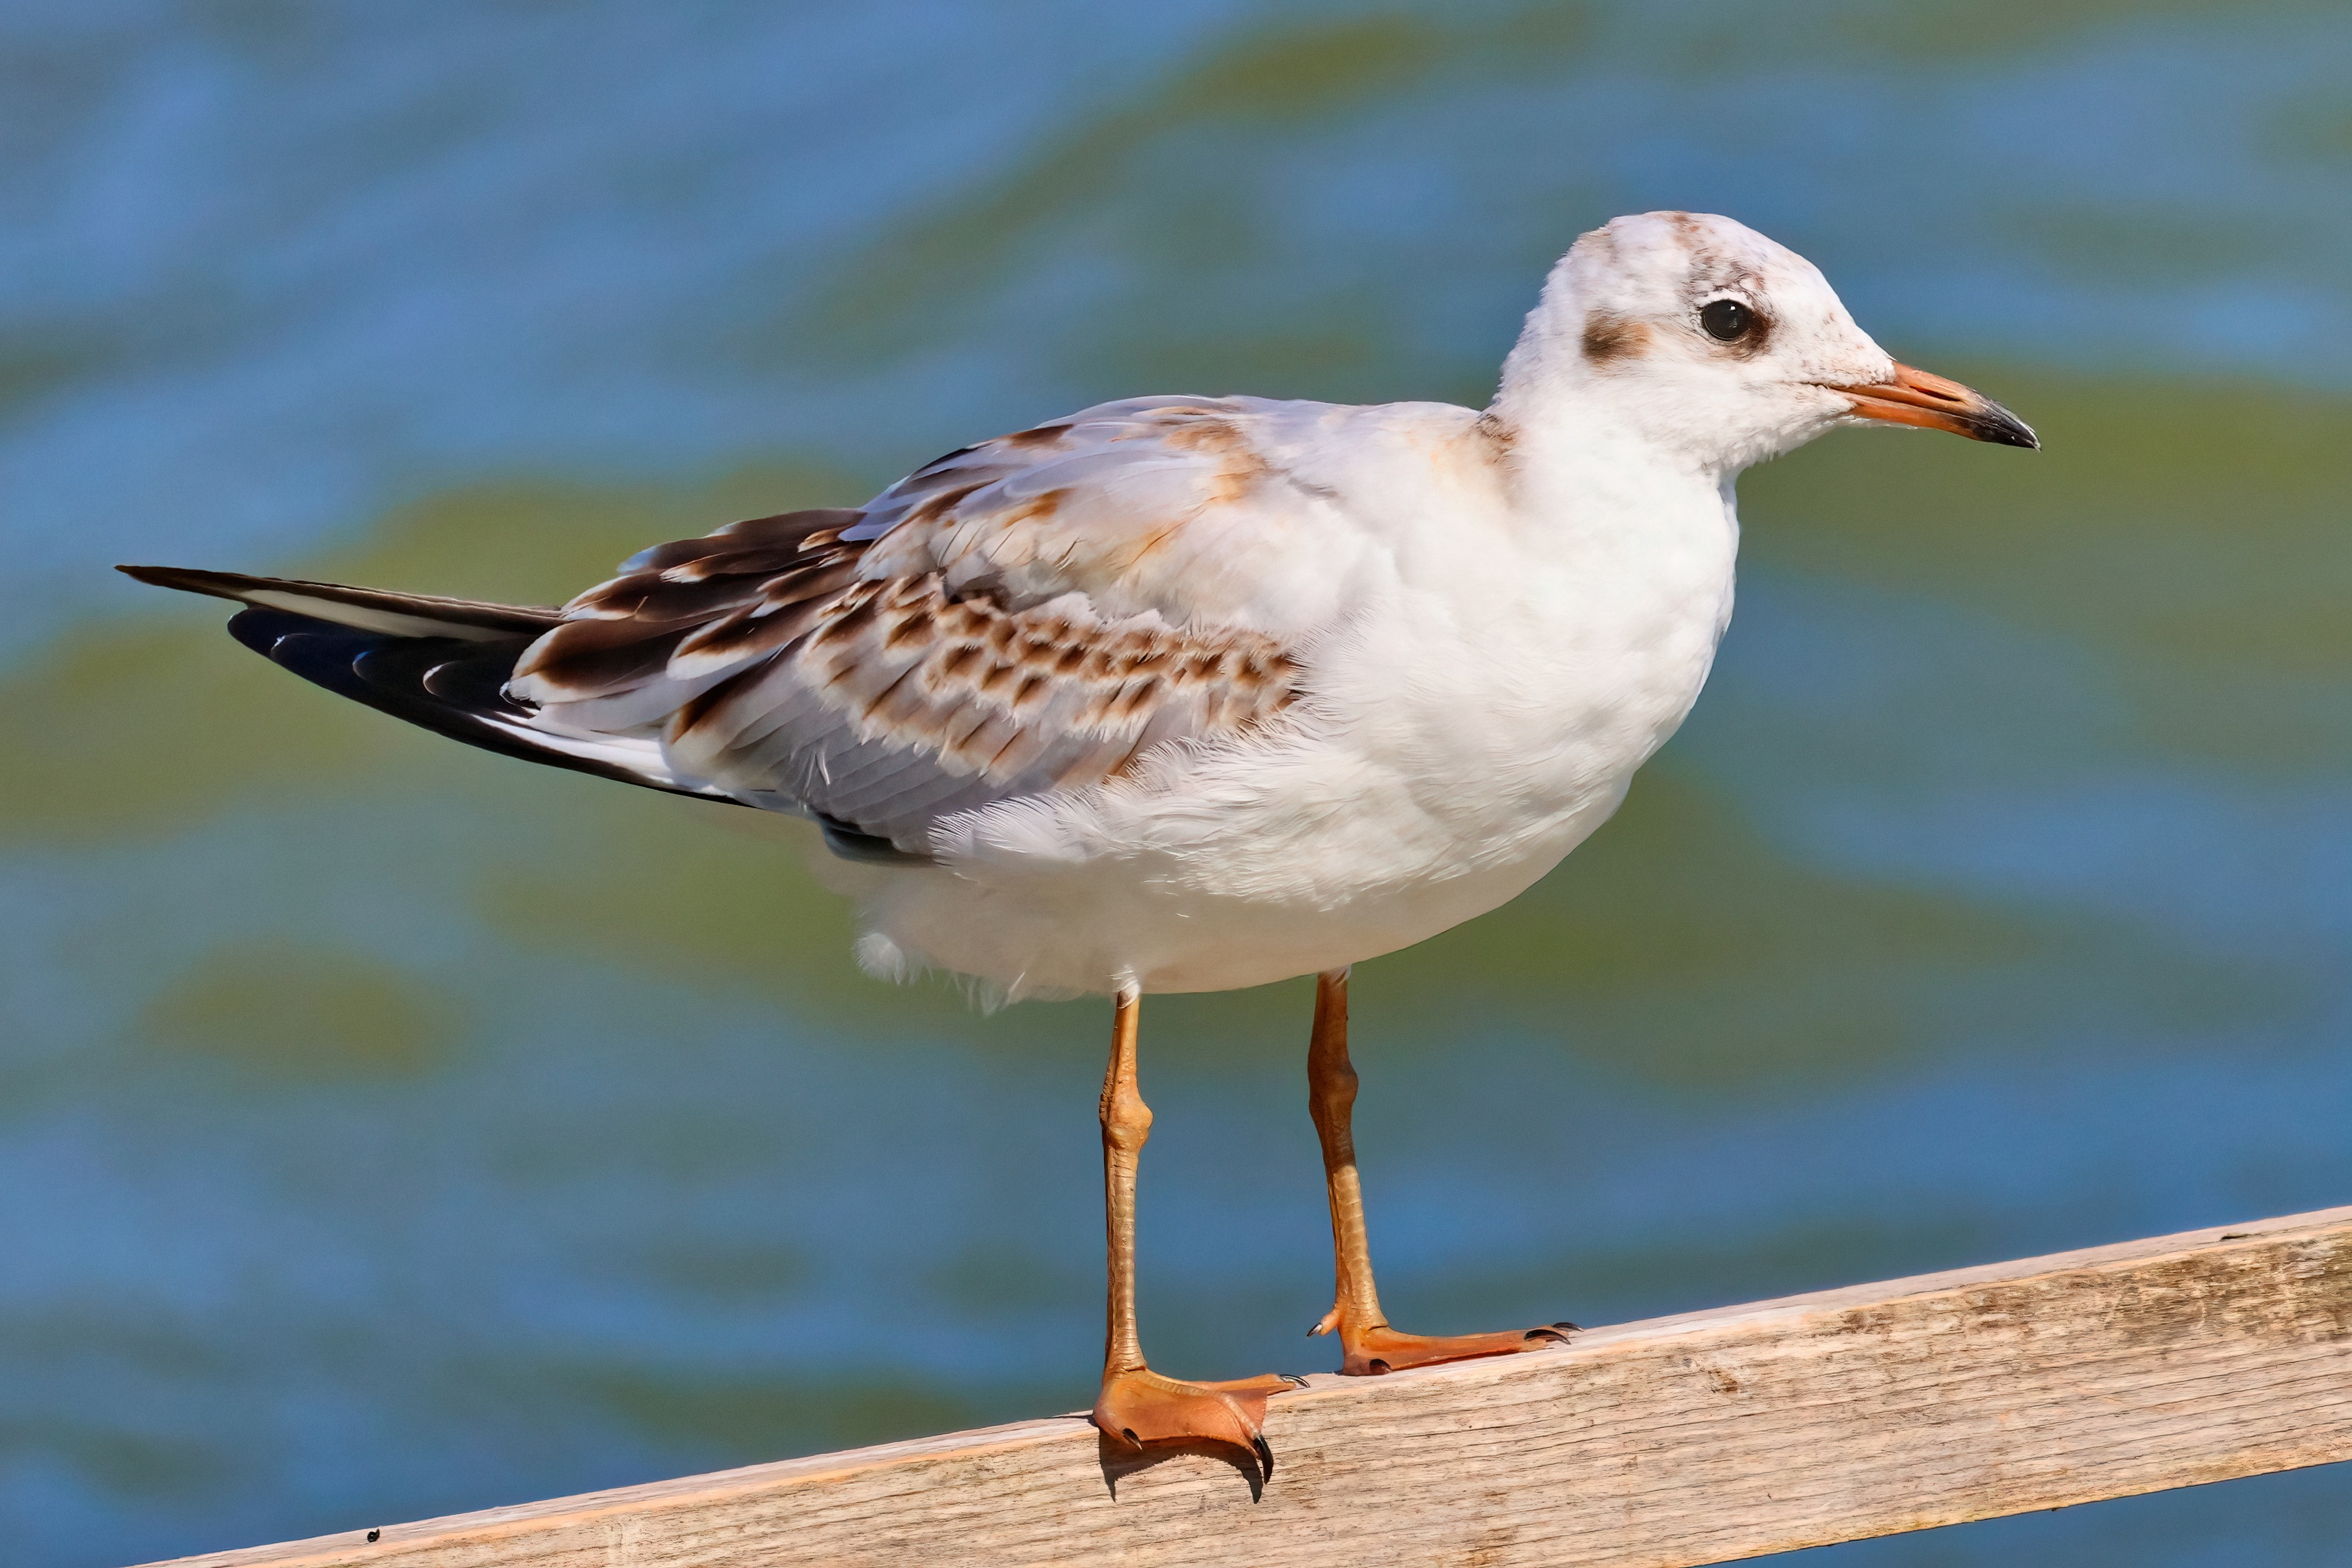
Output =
[
  {"x1": 1552, "y1": 1320, "x2": 1582, "y2": 1331},
  {"x1": 1524, "y1": 1326, "x2": 1571, "y2": 1345},
  {"x1": 1279, "y1": 1373, "x2": 1311, "y2": 1389},
  {"x1": 1253, "y1": 1433, "x2": 1274, "y2": 1480}
]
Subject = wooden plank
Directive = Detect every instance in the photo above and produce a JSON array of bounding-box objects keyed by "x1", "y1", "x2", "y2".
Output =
[{"x1": 144, "y1": 1205, "x2": 2352, "y2": 1568}]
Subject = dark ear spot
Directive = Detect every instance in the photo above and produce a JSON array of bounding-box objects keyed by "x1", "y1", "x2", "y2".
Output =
[{"x1": 1582, "y1": 312, "x2": 1649, "y2": 365}]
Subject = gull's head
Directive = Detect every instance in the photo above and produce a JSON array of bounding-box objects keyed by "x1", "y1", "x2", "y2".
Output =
[{"x1": 1500, "y1": 211, "x2": 2035, "y2": 473}]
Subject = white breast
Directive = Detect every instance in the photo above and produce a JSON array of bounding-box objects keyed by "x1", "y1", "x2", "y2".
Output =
[{"x1": 1152, "y1": 450, "x2": 1738, "y2": 901}]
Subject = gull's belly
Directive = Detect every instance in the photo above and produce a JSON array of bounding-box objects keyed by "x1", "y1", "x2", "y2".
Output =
[{"x1": 1167, "y1": 583, "x2": 1722, "y2": 907}]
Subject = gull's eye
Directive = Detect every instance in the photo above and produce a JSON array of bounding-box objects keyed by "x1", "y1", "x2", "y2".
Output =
[{"x1": 1699, "y1": 299, "x2": 1754, "y2": 342}]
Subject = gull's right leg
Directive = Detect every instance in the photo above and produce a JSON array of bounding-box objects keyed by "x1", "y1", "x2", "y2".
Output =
[
  {"x1": 1306, "y1": 967, "x2": 1575, "y2": 1375},
  {"x1": 1090, "y1": 984, "x2": 1296, "y2": 1475}
]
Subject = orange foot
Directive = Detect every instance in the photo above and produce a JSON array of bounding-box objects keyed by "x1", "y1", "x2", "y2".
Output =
[
  {"x1": 1092, "y1": 1367, "x2": 1303, "y2": 1476},
  {"x1": 1314, "y1": 1312, "x2": 1577, "y2": 1376}
]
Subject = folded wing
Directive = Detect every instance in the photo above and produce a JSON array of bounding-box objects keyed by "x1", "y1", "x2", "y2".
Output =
[
  {"x1": 126, "y1": 399, "x2": 1344, "y2": 860},
  {"x1": 127, "y1": 398, "x2": 1346, "y2": 861},
  {"x1": 513, "y1": 396, "x2": 1343, "y2": 857}
]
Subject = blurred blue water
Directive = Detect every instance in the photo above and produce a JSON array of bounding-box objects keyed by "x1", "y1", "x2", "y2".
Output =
[{"x1": 2, "y1": 4, "x2": 2349, "y2": 1566}]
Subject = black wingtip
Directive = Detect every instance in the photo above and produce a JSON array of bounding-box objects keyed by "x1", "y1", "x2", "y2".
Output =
[
  {"x1": 117, "y1": 562, "x2": 276, "y2": 605},
  {"x1": 118, "y1": 563, "x2": 211, "y2": 591}
]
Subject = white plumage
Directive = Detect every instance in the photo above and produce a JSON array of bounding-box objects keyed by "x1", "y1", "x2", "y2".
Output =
[{"x1": 128, "y1": 211, "x2": 2037, "y2": 1002}]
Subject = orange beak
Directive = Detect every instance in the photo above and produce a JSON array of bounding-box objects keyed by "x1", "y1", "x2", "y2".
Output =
[{"x1": 1831, "y1": 363, "x2": 2038, "y2": 449}]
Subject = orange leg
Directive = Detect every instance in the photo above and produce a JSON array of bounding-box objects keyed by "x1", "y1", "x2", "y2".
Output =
[
  {"x1": 1090, "y1": 985, "x2": 1296, "y2": 1473},
  {"x1": 1306, "y1": 968, "x2": 1575, "y2": 1375}
]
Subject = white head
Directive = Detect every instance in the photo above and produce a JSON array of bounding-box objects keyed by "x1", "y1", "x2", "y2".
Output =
[{"x1": 1496, "y1": 211, "x2": 2034, "y2": 474}]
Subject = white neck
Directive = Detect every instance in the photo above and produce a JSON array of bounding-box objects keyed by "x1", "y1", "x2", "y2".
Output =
[{"x1": 1486, "y1": 376, "x2": 1732, "y2": 559}]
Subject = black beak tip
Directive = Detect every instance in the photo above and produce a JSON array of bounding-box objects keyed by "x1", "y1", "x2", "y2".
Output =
[{"x1": 1972, "y1": 401, "x2": 2040, "y2": 450}]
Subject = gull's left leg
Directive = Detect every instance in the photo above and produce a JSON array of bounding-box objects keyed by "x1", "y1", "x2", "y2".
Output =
[
  {"x1": 1090, "y1": 984, "x2": 1297, "y2": 1472},
  {"x1": 1305, "y1": 967, "x2": 1575, "y2": 1375}
]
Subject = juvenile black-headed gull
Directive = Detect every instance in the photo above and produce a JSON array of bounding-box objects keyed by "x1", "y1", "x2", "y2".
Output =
[{"x1": 123, "y1": 211, "x2": 2034, "y2": 1476}]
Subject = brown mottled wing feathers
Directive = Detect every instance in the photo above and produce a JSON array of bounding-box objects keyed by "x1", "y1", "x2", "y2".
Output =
[{"x1": 510, "y1": 499, "x2": 1299, "y2": 854}]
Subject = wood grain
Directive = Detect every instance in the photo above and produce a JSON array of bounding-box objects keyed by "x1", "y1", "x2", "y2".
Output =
[{"x1": 142, "y1": 1205, "x2": 2352, "y2": 1568}]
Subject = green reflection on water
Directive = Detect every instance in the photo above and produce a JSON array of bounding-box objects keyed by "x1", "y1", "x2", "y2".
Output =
[
  {"x1": 1820, "y1": 0, "x2": 2338, "y2": 63},
  {"x1": 0, "y1": 617, "x2": 386, "y2": 844},
  {"x1": 1, "y1": 1422, "x2": 229, "y2": 1507},
  {"x1": 798, "y1": 14, "x2": 1451, "y2": 362},
  {"x1": 1371, "y1": 764, "x2": 2283, "y2": 1091},
  {"x1": 928, "y1": 1242, "x2": 1079, "y2": 1316},
  {"x1": 2264, "y1": 81, "x2": 2352, "y2": 166},
  {"x1": 142, "y1": 941, "x2": 455, "y2": 1081},
  {"x1": 610, "y1": 1239, "x2": 812, "y2": 1306}
]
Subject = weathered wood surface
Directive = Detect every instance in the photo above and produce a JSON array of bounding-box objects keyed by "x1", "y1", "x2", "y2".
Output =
[{"x1": 148, "y1": 1205, "x2": 2352, "y2": 1568}]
